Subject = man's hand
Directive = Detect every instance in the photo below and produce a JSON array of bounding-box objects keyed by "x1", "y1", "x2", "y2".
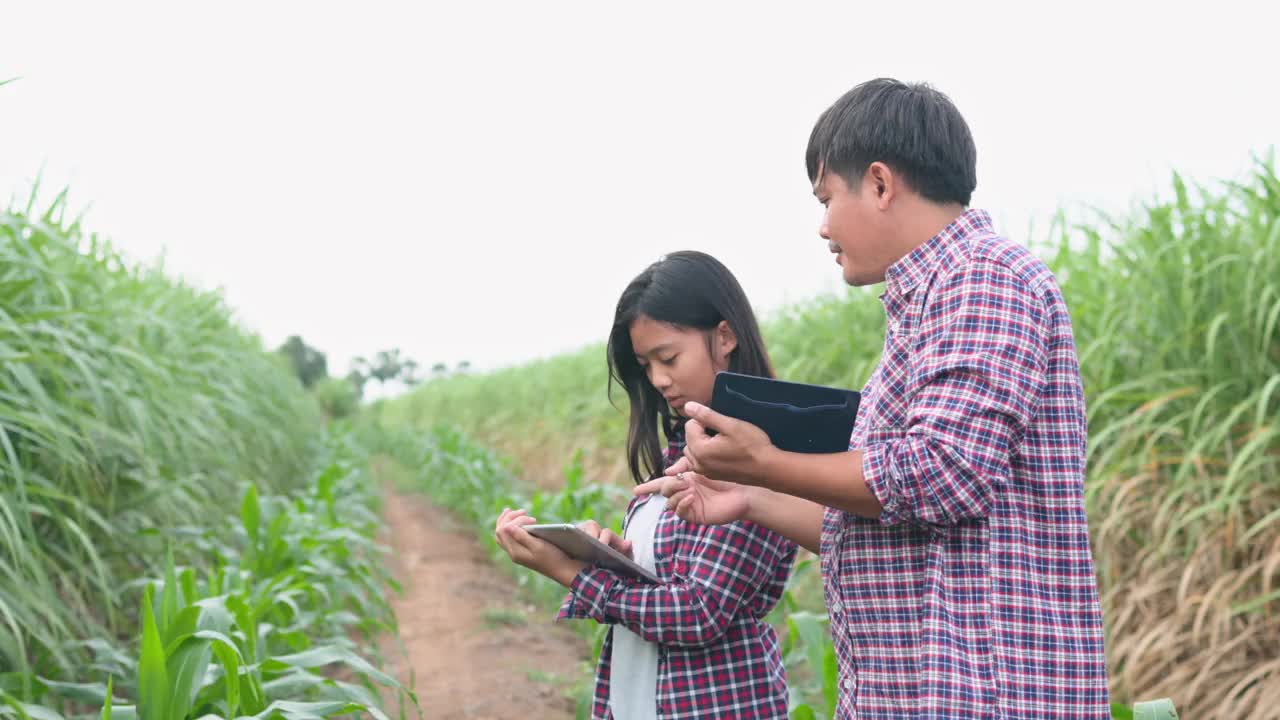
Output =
[
  {"x1": 493, "y1": 508, "x2": 587, "y2": 587},
  {"x1": 635, "y1": 470, "x2": 753, "y2": 526},
  {"x1": 672, "y1": 401, "x2": 775, "y2": 485}
]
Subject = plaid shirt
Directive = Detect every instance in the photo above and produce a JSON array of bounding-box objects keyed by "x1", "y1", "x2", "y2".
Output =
[
  {"x1": 558, "y1": 436, "x2": 797, "y2": 719},
  {"x1": 823, "y1": 208, "x2": 1110, "y2": 718}
]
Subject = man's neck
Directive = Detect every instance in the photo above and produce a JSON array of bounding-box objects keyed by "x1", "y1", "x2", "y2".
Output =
[{"x1": 891, "y1": 199, "x2": 967, "y2": 260}]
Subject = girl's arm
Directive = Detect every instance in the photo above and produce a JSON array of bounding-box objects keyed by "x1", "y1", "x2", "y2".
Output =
[{"x1": 555, "y1": 518, "x2": 795, "y2": 648}]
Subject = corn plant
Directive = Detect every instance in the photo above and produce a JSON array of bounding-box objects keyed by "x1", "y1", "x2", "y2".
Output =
[
  {"x1": 2, "y1": 430, "x2": 415, "y2": 720},
  {"x1": 1, "y1": 190, "x2": 320, "y2": 687}
]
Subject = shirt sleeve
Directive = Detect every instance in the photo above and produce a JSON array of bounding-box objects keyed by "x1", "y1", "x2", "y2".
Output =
[
  {"x1": 555, "y1": 519, "x2": 795, "y2": 647},
  {"x1": 863, "y1": 258, "x2": 1049, "y2": 529}
]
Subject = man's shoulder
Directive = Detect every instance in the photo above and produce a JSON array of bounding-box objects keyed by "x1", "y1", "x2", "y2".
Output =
[{"x1": 938, "y1": 226, "x2": 1056, "y2": 297}]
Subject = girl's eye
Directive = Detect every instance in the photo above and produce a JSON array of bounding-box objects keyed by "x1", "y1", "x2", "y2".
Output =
[{"x1": 660, "y1": 355, "x2": 677, "y2": 365}]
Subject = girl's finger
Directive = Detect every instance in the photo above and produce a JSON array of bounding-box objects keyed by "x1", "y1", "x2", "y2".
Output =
[
  {"x1": 600, "y1": 528, "x2": 629, "y2": 554},
  {"x1": 499, "y1": 513, "x2": 535, "y2": 527},
  {"x1": 501, "y1": 508, "x2": 529, "y2": 525},
  {"x1": 507, "y1": 524, "x2": 538, "y2": 550},
  {"x1": 494, "y1": 527, "x2": 513, "y2": 556},
  {"x1": 495, "y1": 508, "x2": 520, "y2": 530}
]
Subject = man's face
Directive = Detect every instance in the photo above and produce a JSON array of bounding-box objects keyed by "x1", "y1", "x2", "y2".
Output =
[{"x1": 814, "y1": 169, "x2": 895, "y2": 287}]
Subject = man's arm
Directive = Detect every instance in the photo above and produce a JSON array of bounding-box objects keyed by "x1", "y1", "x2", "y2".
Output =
[
  {"x1": 643, "y1": 449, "x2": 873, "y2": 554},
  {"x1": 666, "y1": 406, "x2": 883, "y2": 519},
  {"x1": 676, "y1": 259, "x2": 1049, "y2": 531},
  {"x1": 742, "y1": 486, "x2": 826, "y2": 554}
]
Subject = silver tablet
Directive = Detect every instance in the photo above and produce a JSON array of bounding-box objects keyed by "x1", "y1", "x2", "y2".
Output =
[{"x1": 524, "y1": 523, "x2": 661, "y2": 583}]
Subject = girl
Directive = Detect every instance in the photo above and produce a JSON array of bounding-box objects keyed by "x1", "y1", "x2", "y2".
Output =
[{"x1": 494, "y1": 250, "x2": 797, "y2": 719}]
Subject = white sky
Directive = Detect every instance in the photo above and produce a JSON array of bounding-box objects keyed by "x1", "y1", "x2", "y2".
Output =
[{"x1": 4, "y1": 1, "x2": 1277, "y2": 392}]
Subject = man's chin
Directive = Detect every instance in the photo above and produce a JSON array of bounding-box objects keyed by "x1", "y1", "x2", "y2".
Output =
[{"x1": 841, "y1": 262, "x2": 884, "y2": 287}]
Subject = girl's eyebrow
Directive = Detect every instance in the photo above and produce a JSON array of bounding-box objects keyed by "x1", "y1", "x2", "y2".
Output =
[{"x1": 636, "y1": 343, "x2": 676, "y2": 357}]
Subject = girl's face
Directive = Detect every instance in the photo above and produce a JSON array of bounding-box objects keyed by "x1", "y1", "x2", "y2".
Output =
[{"x1": 630, "y1": 314, "x2": 737, "y2": 416}]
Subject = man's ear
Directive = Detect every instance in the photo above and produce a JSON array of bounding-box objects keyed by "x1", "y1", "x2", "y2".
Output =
[{"x1": 866, "y1": 161, "x2": 898, "y2": 209}]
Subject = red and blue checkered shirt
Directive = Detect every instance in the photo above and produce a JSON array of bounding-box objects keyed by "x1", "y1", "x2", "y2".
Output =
[
  {"x1": 825, "y1": 208, "x2": 1110, "y2": 718},
  {"x1": 558, "y1": 436, "x2": 798, "y2": 719}
]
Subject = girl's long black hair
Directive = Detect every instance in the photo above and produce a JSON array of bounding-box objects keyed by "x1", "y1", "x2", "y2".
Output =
[{"x1": 607, "y1": 251, "x2": 774, "y2": 485}]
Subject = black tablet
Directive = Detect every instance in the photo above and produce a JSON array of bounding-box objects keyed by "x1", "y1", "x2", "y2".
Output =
[{"x1": 708, "y1": 371, "x2": 860, "y2": 454}]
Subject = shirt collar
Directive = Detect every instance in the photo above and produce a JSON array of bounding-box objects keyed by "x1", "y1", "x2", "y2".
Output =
[{"x1": 883, "y1": 208, "x2": 994, "y2": 296}]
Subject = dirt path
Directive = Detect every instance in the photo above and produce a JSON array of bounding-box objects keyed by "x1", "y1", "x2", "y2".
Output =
[{"x1": 377, "y1": 479, "x2": 590, "y2": 719}]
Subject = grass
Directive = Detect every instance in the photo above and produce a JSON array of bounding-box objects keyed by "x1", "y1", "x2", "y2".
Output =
[
  {"x1": 1, "y1": 190, "x2": 323, "y2": 685},
  {"x1": 0, "y1": 191, "x2": 412, "y2": 717},
  {"x1": 383, "y1": 157, "x2": 1279, "y2": 718},
  {"x1": 481, "y1": 608, "x2": 528, "y2": 629}
]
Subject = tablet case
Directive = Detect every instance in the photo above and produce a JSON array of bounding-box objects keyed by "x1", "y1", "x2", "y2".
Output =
[{"x1": 708, "y1": 371, "x2": 860, "y2": 454}]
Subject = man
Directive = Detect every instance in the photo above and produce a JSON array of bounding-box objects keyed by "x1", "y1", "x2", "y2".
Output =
[{"x1": 637, "y1": 78, "x2": 1110, "y2": 718}]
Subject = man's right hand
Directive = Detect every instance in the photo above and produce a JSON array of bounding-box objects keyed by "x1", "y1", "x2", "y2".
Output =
[{"x1": 635, "y1": 462, "x2": 753, "y2": 526}]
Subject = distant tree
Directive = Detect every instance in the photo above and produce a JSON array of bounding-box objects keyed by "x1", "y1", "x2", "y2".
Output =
[
  {"x1": 344, "y1": 369, "x2": 367, "y2": 399},
  {"x1": 457, "y1": 360, "x2": 471, "y2": 373},
  {"x1": 431, "y1": 362, "x2": 448, "y2": 377},
  {"x1": 401, "y1": 359, "x2": 422, "y2": 386},
  {"x1": 276, "y1": 335, "x2": 327, "y2": 388},
  {"x1": 349, "y1": 348, "x2": 423, "y2": 390}
]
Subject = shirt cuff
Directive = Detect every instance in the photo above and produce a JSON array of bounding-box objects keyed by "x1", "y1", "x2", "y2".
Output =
[
  {"x1": 555, "y1": 565, "x2": 615, "y2": 622},
  {"x1": 862, "y1": 442, "x2": 902, "y2": 526}
]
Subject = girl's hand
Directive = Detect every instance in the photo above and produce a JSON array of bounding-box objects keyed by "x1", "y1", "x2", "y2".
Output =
[
  {"x1": 493, "y1": 508, "x2": 587, "y2": 587},
  {"x1": 576, "y1": 518, "x2": 633, "y2": 559},
  {"x1": 634, "y1": 469, "x2": 753, "y2": 526}
]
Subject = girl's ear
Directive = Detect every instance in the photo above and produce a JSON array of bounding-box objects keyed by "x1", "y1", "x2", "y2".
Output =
[{"x1": 715, "y1": 320, "x2": 738, "y2": 363}]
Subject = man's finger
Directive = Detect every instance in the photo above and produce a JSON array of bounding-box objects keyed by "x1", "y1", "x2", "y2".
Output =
[
  {"x1": 686, "y1": 418, "x2": 708, "y2": 444},
  {"x1": 577, "y1": 519, "x2": 602, "y2": 537},
  {"x1": 666, "y1": 488, "x2": 691, "y2": 512},
  {"x1": 683, "y1": 434, "x2": 701, "y2": 472},
  {"x1": 663, "y1": 457, "x2": 692, "y2": 477},
  {"x1": 682, "y1": 401, "x2": 737, "y2": 435},
  {"x1": 676, "y1": 493, "x2": 696, "y2": 519}
]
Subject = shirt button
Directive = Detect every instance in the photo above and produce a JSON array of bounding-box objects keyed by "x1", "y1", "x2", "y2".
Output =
[
  {"x1": 829, "y1": 599, "x2": 843, "y2": 616},
  {"x1": 842, "y1": 678, "x2": 854, "y2": 691}
]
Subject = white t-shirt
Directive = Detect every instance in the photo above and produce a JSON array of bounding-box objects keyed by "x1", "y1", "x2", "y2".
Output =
[{"x1": 608, "y1": 493, "x2": 664, "y2": 720}]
